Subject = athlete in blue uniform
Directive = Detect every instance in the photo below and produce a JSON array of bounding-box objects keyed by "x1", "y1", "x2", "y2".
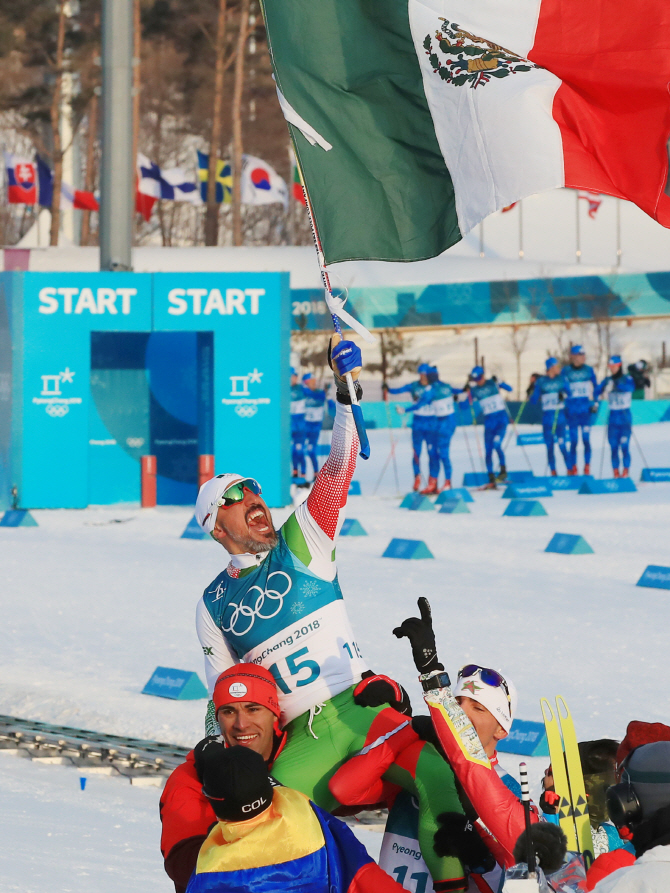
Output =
[
  {"x1": 562, "y1": 345, "x2": 599, "y2": 475},
  {"x1": 597, "y1": 355, "x2": 636, "y2": 478},
  {"x1": 399, "y1": 366, "x2": 461, "y2": 493},
  {"x1": 290, "y1": 367, "x2": 306, "y2": 479},
  {"x1": 301, "y1": 372, "x2": 326, "y2": 480},
  {"x1": 386, "y1": 363, "x2": 436, "y2": 492},
  {"x1": 530, "y1": 358, "x2": 572, "y2": 476},
  {"x1": 467, "y1": 366, "x2": 513, "y2": 488}
]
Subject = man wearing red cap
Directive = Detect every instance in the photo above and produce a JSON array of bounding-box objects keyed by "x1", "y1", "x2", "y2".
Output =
[{"x1": 160, "y1": 664, "x2": 288, "y2": 893}]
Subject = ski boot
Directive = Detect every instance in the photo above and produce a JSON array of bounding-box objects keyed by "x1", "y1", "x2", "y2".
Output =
[
  {"x1": 583, "y1": 463, "x2": 590, "y2": 475},
  {"x1": 481, "y1": 472, "x2": 497, "y2": 490},
  {"x1": 496, "y1": 464, "x2": 508, "y2": 483},
  {"x1": 622, "y1": 467, "x2": 630, "y2": 478},
  {"x1": 550, "y1": 469, "x2": 558, "y2": 477},
  {"x1": 613, "y1": 468, "x2": 621, "y2": 478},
  {"x1": 440, "y1": 479, "x2": 452, "y2": 492},
  {"x1": 412, "y1": 475, "x2": 422, "y2": 492},
  {"x1": 567, "y1": 465, "x2": 577, "y2": 476},
  {"x1": 421, "y1": 477, "x2": 438, "y2": 495}
]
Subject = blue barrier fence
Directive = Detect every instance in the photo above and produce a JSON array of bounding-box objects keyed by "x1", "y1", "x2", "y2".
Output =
[{"x1": 358, "y1": 399, "x2": 670, "y2": 430}]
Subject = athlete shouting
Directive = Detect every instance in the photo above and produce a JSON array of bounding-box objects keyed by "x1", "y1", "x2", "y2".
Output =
[{"x1": 194, "y1": 336, "x2": 467, "y2": 892}]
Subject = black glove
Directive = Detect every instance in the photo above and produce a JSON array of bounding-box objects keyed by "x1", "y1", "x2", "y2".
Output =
[
  {"x1": 590, "y1": 402, "x2": 599, "y2": 414},
  {"x1": 393, "y1": 597, "x2": 443, "y2": 673},
  {"x1": 353, "y1": 672, "x2": 412, "y2": 715},
  {"x1": 193, "y1": 735, "x2": 226, "y2": 783},
  {"x1": 513, "y1": 823, "x2": 567, "y2": 875},
  {"x1": 434, "y1": 812, "x2": 495, "y2": 874}
]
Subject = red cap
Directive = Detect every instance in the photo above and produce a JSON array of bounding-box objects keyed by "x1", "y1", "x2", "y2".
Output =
[
  {"x1": 213, "y1": 663, "x2": 280, "y2": 719},
  {"x1": 616, "y1": 721, "x2": 670, "y2": 776}
]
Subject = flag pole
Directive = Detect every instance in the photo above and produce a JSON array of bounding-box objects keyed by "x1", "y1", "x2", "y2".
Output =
[
  {"x1": 294, "y1": 147, "x2": 370, "y2": 459},
  {"x1": 616, "y1": 199, "x2": 622, "y2": 268},
  {"x1": 575, "y1": 190, "x2": 581, "y2": 264}
]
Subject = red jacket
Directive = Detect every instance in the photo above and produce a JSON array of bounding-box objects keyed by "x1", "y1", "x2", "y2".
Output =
[{"x1": 160, "y1": 751, "x2": 217, "y2": 893}]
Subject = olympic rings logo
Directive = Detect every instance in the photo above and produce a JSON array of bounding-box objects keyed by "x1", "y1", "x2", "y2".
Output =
[
  {"x1": 221, "y1": 571, "x2": 292, "y2": 637},
  {"x1": 46, "y1": 404, "x2": 69, "y2": 417},
  {"x1": 235, "y1": 405, "x2": 258, "y2": 418}
]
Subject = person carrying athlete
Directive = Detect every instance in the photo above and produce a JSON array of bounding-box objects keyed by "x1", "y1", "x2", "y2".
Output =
[
  {"x1": 562, "y1": 345, "x2": 599, "y2": 476},
  {"x1": 289, "y1": 367, "x2": 306, "y2": 479},
  {"x1": 597, "y1": 355, "x2": 636, "y2": 477},
  {"x1": 385, "y1": 363, "x2": 436, "y2": 492},
  {"x1": 464, "y1": 367, "x2": 513, "y2": 489},
  {"x1": 529, "y1": 357, "x2": 572, "y2": 476},
  {"x1": 193, "y1": 337, "x2": 468, "y2": 892},
  {"x1": 397, "y1": 366, "x2": 462, "y2": 494},
  {"x1": 301, "y1": 372, "x2": 327, "y2": 481}
]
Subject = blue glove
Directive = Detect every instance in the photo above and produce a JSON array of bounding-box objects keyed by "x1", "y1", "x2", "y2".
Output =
[{"x1": 330, "y1": 339, "x2": 362, "y2": 378}]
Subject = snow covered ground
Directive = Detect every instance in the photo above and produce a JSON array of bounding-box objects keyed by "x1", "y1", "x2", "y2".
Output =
[{"x1": 2, "y1": 420, "x2": 670, "y2": 890}]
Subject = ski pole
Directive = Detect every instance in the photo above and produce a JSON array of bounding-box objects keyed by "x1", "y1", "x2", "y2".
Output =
[
  {"x1": 631, "y1": 429, "x2": 649, "y2": 469},
  {"x1": 384, "y1": 386, "x2": 401, "y2": 493},
  {"x1": 504, "y1": 402, "x2": 534, "y2": 474},
  {"x1": 598, "y1": 403, "x2": 610, "y2": 478},
  {"x1": 461, "y1": 418, "x2": 477, "y2": 474},
  {"x1": 519, "y1": 762, "x2": 537, "y2": 878},
  {"x1": 297, "y1": 156, "x2": 370, "y2": 460},
  {"x1": 468, "y1": 394, "x2": 486, "y2": 472},
  {"x1": 502, "y1": 398, "x2": 527, "y2": 451}
]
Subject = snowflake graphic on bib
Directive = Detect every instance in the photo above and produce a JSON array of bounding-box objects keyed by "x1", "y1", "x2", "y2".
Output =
[{"x1": 301, "y1": 580, "x2": 321, "y2": 599}]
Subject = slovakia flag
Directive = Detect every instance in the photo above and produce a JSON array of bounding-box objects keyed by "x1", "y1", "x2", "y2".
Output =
[{"x1": 5, "y1": 153, "x2": 37, "y2": 204}]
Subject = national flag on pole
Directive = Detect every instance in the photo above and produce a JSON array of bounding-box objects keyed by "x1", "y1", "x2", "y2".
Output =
[
  {"x1": 263, "y1": 0, "x2": 670, "y2": 264},
  {"x1": 241, "y1": 154, "x2": 289, "y2": 209},
  {"x1": 290, "y1": 148, "x2": 307, "y2": 205},
  {"x1": 36, "y1": 155, "x2": 99, "y2": 210},
  {"x1": 197, "y1": 150, "x2": 232, "y2": 204},
  {"x1": 578, "y1": 190, "x2": 602, "y2": 219},
  {"x1": 4, "y1": 153, "x2": 37, "y2": 204},
  {"x1": 137, "y1": 154, "x2": 201, "y2": 204}
]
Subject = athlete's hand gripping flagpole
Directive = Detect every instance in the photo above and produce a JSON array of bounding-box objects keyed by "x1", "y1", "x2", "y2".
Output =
[{"x1": 295, "y1": 151, "x2": 373, "y2": 459}]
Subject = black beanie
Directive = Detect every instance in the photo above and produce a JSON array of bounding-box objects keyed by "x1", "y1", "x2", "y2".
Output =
[{"x1": 202, "y1": 745, "x2": 274, "y2": 822}]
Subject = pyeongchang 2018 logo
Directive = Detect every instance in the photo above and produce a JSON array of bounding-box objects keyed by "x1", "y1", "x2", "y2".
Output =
[{"x1": 220, "y1": 571, "x2": 292, "y2": 637}]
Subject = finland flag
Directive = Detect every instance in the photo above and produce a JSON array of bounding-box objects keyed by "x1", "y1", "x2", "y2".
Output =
[{"x1": 137, "y1": 154, "x2": 201, "y2": 204}]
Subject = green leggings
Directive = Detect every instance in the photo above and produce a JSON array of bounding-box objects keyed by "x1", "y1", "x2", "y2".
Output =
[{"x1": 271, "y1": 687, "x2": 464, "y2": 887}]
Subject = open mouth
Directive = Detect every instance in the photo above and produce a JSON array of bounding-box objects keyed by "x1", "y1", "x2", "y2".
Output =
[
  {"x1": 234, "y1": 733, "x2": 259, "y2": 745},
  {"x1": 246, "y1": 506, "x2": 271, "y2": 535}
]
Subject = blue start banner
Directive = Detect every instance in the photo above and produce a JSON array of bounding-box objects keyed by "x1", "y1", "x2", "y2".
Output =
[{"x1": 2, "y1": 271, "x2": 290, "y2": 511}]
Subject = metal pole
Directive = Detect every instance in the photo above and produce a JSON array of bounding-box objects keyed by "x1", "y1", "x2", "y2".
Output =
[
  {"x1": 478, "y1": 220, "x2": 484, "y2": 258},
  {"x1": 616, "y1": 198, "x2": 622, "y2": 268},
  {"x1": 518, "y1": 200, "x2": 524, "y2": 259},
  {"x1": 100, "y1": 0, "x2": 134, "y2": 271}
]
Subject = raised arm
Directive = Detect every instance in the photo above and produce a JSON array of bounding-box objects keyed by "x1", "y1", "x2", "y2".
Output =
[
  {"x1": 499, "y1": 381, "x2": 513, "y2": 393},
  {"x1": 284, "y1": 338, "x2": 362, "y2": 580}
]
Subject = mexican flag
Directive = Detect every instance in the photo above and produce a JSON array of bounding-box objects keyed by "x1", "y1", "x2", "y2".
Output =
[{"x1": 263, "y1": 0, "x2": 670, "y2": 265}]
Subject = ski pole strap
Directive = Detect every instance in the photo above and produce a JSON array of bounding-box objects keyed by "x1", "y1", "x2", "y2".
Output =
[
  {"x1": 519, "y1": 762, "x2": 537, "y2": 877},
  {"x1": 330, "y1": 310, "x2": 370, "y2": 460}
]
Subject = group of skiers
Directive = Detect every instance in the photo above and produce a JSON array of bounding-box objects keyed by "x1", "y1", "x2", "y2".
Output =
[
  {"x1": 386, "y1": 346, "x2": 642, "y2": 491},
  {"x1": 158, "y1": 336, "x2": 667, "y2": 893}
]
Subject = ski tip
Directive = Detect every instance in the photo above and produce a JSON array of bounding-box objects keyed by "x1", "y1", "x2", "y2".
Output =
[{"x1": 540, "y1": 697, "x2": 555, "y2": 721}]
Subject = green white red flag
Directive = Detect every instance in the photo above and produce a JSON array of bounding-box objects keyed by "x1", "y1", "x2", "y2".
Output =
[{"x1": 262, "y1": 0, "x2": 670, "y2": 265}]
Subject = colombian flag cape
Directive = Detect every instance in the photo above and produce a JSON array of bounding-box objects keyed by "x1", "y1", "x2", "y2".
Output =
[{"x1": 186, "y1": 786, "x2": 403, "y2": 893}]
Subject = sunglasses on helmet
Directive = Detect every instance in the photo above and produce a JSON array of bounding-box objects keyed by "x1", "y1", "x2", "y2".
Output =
[
  {"x1": 215, "y1": 477, "x2": 262, "y2": 508},
  {"x1": 458, "y1": 664, "x2": 511, "y2": 711}
]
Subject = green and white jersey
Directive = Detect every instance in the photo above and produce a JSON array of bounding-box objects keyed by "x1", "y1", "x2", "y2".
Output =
[{"x1": 196, "y1": 402, "x2": 368, "y2": 725}]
